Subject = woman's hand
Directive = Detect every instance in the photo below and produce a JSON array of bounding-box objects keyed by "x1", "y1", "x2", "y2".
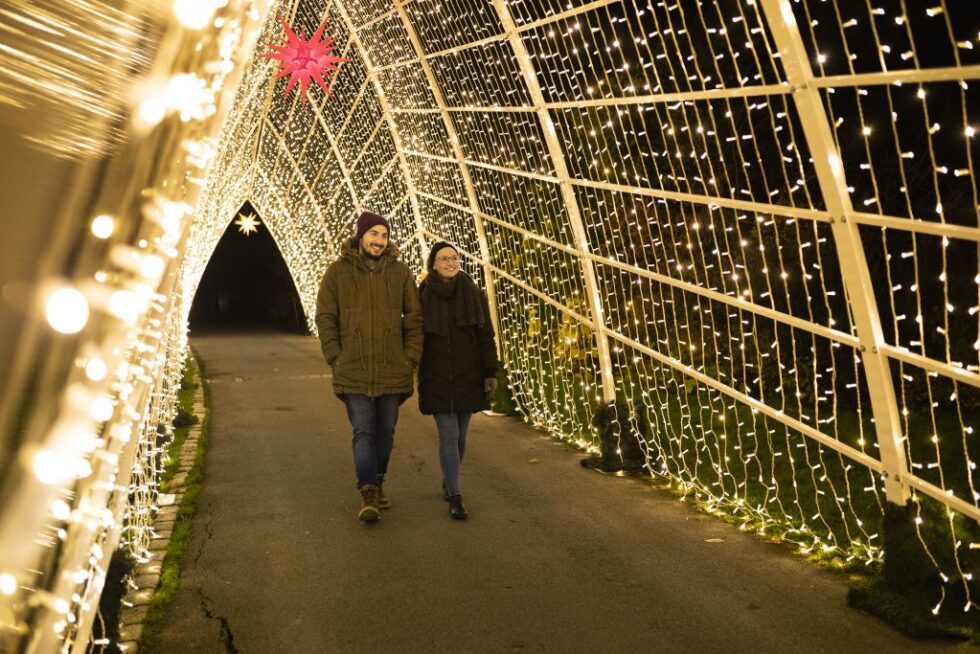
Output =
[{"x1": 484, "y1": 377, "x2": 497, "y2": 400}]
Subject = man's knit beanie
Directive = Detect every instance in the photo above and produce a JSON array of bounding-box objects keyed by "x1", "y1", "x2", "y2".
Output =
[{"x1": 355, "y1": 210, "x2": 390, "y2": 241}]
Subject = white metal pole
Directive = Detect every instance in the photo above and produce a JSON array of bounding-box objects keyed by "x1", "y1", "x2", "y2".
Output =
[
  {"x1": 390, "y1": 0, "x2": 503, "y2": 348},
  {"x1": 758, "y1": 0, "x2": 909, "y2": 505},
  {"x1": 490, "y1": 0, "x2": 617, "y2": 404}
]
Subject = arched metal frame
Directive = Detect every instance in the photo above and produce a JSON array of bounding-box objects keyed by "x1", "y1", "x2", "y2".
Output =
[
  {"x1": 222, "y1": 0, "x2": 978, "y2": 525},
  {"x1": 330, "y1": 0, "x2": 429, "y2": 260},
  {"x1": 756, "y1": 0, "x2": 908, "y2": 506},
  {"x1": 387, "y1": 0, "x2": 503, "y2": 346},
  {"x1": 233, "y1": 0, "x2": 977, "y2": 524},
  {"x1": 489, "y1": 0, "x2": 616, "y2": 402}
]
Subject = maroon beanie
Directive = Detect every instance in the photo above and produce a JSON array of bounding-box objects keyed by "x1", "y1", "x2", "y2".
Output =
[{"x1": 355, "y1": 210, "x2": 390, "y2": 241}]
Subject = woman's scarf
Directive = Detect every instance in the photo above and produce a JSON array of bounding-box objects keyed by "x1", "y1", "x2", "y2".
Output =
[{"x1": 421, "y1": 271, "x2": 486, "y2": 336}]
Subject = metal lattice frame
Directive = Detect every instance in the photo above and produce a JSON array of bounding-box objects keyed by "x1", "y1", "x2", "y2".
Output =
[{"x1": 183, "y1": 0, "x2": 980, "y2": 619}]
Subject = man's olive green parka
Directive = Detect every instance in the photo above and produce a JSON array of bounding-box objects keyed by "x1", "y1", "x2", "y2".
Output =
[{"x1": 315, "y1": 238, "x2": 423, "y2": 398}]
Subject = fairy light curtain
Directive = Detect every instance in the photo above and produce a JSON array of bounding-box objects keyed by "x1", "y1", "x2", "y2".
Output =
[{"x1": 198, "y1": 0, "x2": 976, "y2": 616}]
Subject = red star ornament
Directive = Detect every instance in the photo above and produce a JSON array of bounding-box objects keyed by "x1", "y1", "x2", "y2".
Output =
[{"x1": 262, "y1": 15, "x2": 350, "y2": 100}]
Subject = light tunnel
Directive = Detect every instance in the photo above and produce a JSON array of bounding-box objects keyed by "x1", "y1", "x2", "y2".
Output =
[{"x1": 0, "y1": 0, "x2": 978, "y2": 649}]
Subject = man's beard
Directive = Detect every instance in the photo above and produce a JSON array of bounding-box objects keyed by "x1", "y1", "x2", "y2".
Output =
[{"x1": 361, "y1": 245, "x2": 384, "y2": 260}]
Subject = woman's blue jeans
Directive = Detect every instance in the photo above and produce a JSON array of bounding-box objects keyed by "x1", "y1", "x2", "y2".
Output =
[
  {"x1": 434, "y1": 412, "x2": 473, "y2": 496},
  {"x1": 342, "y1": 394, "x2": 400, "y2": 488}
]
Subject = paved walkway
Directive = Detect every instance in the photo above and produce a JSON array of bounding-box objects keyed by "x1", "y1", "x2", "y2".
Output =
[{"x1": 151, "y1": 331, "x2": 957, "y2": 653}]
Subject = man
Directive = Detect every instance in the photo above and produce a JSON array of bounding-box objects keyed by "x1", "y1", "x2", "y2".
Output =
[{"x1": 315, "y1": 210, "x2": 423, "y2": 522}]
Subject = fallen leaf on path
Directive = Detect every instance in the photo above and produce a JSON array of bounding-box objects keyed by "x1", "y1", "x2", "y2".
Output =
[
  {"x1": 704, "y1": 538, "x2": 725, "y2": 543},
  {"x1": 528, "y1": 458, "x2": 540, "y2": 464}
]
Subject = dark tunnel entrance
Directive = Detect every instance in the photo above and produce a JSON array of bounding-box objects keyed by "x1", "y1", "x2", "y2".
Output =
[{"x1": 189, "y1": 202, "x2": 307, "y2": 333}]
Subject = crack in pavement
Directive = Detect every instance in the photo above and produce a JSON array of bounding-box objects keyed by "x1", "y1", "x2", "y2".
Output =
[
  {"x1": 195, "y1": 510, "x2": 214, "y2": 565},
  {"x1": 195, "y1": 587, "x2": 237, "y2": 654}
]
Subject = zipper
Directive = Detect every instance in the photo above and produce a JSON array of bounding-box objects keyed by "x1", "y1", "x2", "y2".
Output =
[
  {"x1": 368, "y1": 271, "x2": 375, "y2": 391},
  {"x1": 447, "y1": 320, "x2": 454, "y2": 413}
]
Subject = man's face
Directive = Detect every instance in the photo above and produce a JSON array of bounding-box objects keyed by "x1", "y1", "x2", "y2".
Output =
[{"x1": 360, "y1": 225, "x2": 389, "y2": 260}]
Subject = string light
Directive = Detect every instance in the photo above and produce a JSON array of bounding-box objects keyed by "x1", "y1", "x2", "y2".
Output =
[
  {"x1": 90, "y1": 215, "x2": 116, "y2": 240},
  {"x1": 0, "y1": 1, "x2": 271, "y2": 651},
  {"x1": 45, "y1": 287, "x2": 90, "y2": 335},
  {"x1": 173, "y1": 0, "x2": 225, "y2": 30},
  {"x1": 0, "y1": 575, "x2": 17, "y2": 596}
]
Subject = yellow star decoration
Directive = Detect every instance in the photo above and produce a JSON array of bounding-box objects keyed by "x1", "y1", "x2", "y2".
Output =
[{"x1": 234, "y1": 212, "x2": 260, "y2": 236}]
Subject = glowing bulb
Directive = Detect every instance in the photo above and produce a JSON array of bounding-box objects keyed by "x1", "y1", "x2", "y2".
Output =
[
  {"x1": 33, "y1": 450, "x2": 74, "y2": 485},
  {"x1": 85, "y1": 358, "x2": 108, "y2": 382},
  {"x1": 160, "y1": 201, "x2": 189, "y2": 237},
  {"x1": 91, "y1": 215, "x2": 115, "y2": 239},
  {"x1": 137, "y1": 96, "x2": 166, "y2": 128},
  {"x1": 140, "y1": 254, "x2": 165, "y2": 281},
  {"x1": 174, "y1": 0, "x2": 219, "y2": 30},
  {"x1": 52, "y1": 499, "x2": 71, "y2": 521},
  {"x1": 0, "y1": 574, "x2": 16, "y2": 595},
  {"x1": 109, "y1": 290, "x2": 140, "y2": 326},
  {"x1": 90, "y1": 396, "x2": 114, "y2": 423},
  {"x1": 45, "y1": 287, "x2": 89, "y2": 335}
]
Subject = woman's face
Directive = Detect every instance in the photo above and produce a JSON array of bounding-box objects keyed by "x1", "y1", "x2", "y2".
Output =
[{"x1": 433, "y1": 246, "x2": 460, "y2": 280}]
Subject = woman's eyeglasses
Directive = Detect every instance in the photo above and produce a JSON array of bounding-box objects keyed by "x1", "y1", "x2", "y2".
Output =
[{"x1": 436, "y1": 255, "x2": 459, "y2": 264}]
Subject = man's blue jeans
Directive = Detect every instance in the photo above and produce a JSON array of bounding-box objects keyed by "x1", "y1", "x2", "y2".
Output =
[
  {"x1": 342, "y1": 394, "x2": 400, "y2": 488},
  {"x1": 434, "y1": 412, "x2": 473, "y2": 497}
]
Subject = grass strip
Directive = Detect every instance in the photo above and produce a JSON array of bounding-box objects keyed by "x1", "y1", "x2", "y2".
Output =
[{"x1": 139, "y1": 352, "x2": 210, "y2": 652}]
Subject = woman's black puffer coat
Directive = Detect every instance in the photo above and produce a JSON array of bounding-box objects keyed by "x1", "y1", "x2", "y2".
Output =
[{"x1": 417, "y1": 279, "x2": 498, "y2": 415}]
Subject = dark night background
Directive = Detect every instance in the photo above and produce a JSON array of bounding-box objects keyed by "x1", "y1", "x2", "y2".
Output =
[{"x1": 189, "y1": 202, "x2": 308, "y2": 333}]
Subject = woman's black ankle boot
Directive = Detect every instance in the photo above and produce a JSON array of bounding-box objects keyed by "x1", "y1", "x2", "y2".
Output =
[{"x1": 448, "y1": 494, "x2": 467, "y2": 520}]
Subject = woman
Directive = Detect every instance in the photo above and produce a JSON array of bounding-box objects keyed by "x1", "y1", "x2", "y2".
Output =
[{"x1": 418, "y1": 241, "x2": 498, "y2": 520}]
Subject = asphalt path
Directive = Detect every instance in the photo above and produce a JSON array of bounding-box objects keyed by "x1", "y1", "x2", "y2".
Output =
[{"x1": 150, "y1": 330, "x2": 959, "y2": 653}]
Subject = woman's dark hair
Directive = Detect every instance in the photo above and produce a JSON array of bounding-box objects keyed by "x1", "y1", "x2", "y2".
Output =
[{"x1": 426, "y1": 241, "x2": 459, "y2": 272}]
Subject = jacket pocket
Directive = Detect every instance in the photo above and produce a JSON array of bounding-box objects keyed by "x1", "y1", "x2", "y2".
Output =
[
  {"x1": 336, "y1": 328, "x2": 364, "y2": 368},
  {"x1": 379, "y1": 327, "x2": 412, "y2": 387}
]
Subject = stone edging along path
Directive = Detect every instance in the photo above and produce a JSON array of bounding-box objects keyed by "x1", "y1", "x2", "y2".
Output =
[{"x1": 115, "y1": 358, "x2": 206, "y2": 653}]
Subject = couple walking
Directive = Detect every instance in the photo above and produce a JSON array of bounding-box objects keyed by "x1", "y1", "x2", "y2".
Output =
[{"x1": 315, "y1": 210, "x2": 498, "y2": 522}]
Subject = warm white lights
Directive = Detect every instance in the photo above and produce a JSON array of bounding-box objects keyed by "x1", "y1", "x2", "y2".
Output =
[
  {"x1": 140, "y1": 254, "x2": 165, "y2": 282},
  {"x1": 84, "y1": 358, "x2": 108, "y2": 382},
  {"x1": 90, "y1": 396, "x2": 114, "y2": 423},
  {"x1": 136, "y1": 96, "x2": 167, "y2": 129},
  {"x1": 158, "y1": 200, "x2": 190, "y2": 238},
  {"x1": 51, "y1": 500, "x2": 72, "y2": 521},
  {"x1": 108, "y1": 289, "x2": 141, "y2": 326},
  {"x1": 136, "y1": 73, "x2": 215, "y2": 129},
  {"x1": 45, "y1": 287, "x2": 90, "y2": 335},
  {"x1": 90, "y1": 215, "x2": 115, "y2": 240},
  {"x1": 0, "y1": 2, "x2": 264, "y2": 651},
  {"x1": 173, "y1": 0, "x2": 223, "y2": 30},
  {"x1": 164, "y1": 73, "x2": 215, "y2": 122},
  {"x1": 0, "y1": 574, "x2": 16, "y2": 596},
  {"x1": 32, "y1": 450, "x2": 78, "y2": 486}
]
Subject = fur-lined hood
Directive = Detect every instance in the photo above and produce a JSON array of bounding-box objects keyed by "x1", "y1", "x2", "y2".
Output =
[{"x1": 339, "y1": 236, "x2": 401, "y2": 271}]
